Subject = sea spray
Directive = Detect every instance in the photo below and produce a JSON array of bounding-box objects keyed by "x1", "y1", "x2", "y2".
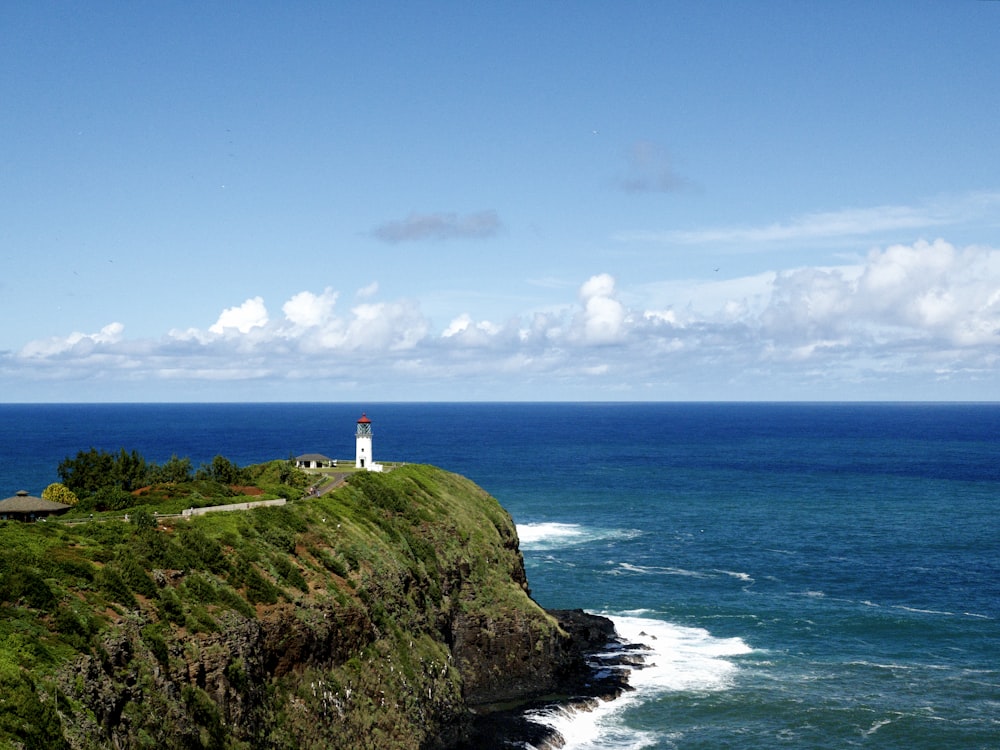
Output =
[{"x1": 523, "y1": 614, "x2": 753, "y2": 750}]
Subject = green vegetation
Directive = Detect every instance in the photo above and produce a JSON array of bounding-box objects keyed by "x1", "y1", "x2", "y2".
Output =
[
  {"x1": 53, "y1": 448, "x2": 310, "y2": 514},
  {"x1": 42, "y1": 483, "x2": 79, "y2": 507},
  {"x1": 0, "y1": 458, "x2": 554, "y2": 749}
]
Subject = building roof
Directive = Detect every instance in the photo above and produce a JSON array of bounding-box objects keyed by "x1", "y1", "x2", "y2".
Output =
[
  {"x1": 357, "y1": 413, "x2": 371, "y2": 424},
  {"x1": 0, "y1": 490, "x2": 71, "y2": 514},
  {"x1": 296, "y1": 453, "x2": 332, "y2": 462}
]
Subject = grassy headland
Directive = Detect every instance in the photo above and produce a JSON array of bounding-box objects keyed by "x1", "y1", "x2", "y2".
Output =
[{"x1": 0, "y1": 457, "x2": 575, "y2": 749}]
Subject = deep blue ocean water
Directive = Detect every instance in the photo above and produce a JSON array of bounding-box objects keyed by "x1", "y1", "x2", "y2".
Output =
[{"x1": 2, "y1": 402, "x2": 998, "y2": 749}]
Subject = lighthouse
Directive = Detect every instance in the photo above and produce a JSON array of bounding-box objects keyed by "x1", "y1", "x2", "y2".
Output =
[{"x1": 355, "y1": 413, "x2": 382, "y2": 471}]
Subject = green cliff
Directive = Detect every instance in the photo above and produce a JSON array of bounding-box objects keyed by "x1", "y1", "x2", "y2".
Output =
[{"x1": 0, "y1": 464, "x2": 607, "y2": 749}]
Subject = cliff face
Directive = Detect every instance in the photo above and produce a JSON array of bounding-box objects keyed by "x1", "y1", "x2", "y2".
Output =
[{"x1": 0, "y1": 465, "x2": 605, "y2": 749}]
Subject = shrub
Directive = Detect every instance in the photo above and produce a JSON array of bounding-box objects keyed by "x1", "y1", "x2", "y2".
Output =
[
  {"x1": 46, "y1": 547, "x2": 94, "y2": 585},
  {"x1": 52, "y1": 606, "x2": 96, "y2": 650},
  {"x1": 129, "y1": 507, "x2": 156, "y2": 532},
  {"x1": 262, "y1": 526, "x2": 296, "y2": 554},
  {"x1": 231, "y1": 554, "x2": 280, "y2": 606},
  {"x1": 157, "y1": 588, "x2": 186, "y2": 626},
  {"x1": 117, "y1": 552, "x2": 158, "y2": 600},
  {"x1": 42, "y1": 482, "x2": 79, "y2": 506},
  {"x1": 94, "y1": 486, "x2": 136, "y2": 512},
  {"x1": 243, "y1": 566, "x2": 280, "y2": 605},
  {"x1": 182, "y1": 685, "x2": 225, "y2": 750},
  {"x1": 95, "y1": 566, "x2": 138, "y2": 610},
  {"x1": 177, "y1": 527, "x2": 227, "y2": 574},
  {"x1": 0, "y1": 671, "x2": 70, "y2": 749},
  {"x1": 141, "y1": 624, "x2": 170, "y2": 668},
  {"x1": 0, "y1": 568, "x2": 57, "y2": 612},
  {"x1": 271, "y1": 555, "x2": 308, "y2": 592},
  {"x1": 182, "y1": 574, "x2": 219, "y2": 605}
]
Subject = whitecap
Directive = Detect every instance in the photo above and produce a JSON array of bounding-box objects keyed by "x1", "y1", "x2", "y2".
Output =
[
  {"x1": 894, "y1": 605, "x2": 955, "y2": 616},
  {"x1": 715, "y1": 569, "x2": 755, "y2": 583},
  {"x1": 611, "y1": 562, "x2": 712, "y2": 578},
  {"x1": 863, "y1": 714, "x2": 902, "y2": 736},
  {"x1": 517, "y1": 522, "x2": 642, "y2": 551},
  {"x1": 517, "y1": 522, "x2": 585, "y2": 545},
  {"x1": 847, "y1": 660, "x2": 916, "y2": 671}
]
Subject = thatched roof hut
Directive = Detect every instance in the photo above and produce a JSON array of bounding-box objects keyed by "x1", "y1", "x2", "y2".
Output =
[{"x1": 0, "y1": 490, "x2": 71, "y2": 521}]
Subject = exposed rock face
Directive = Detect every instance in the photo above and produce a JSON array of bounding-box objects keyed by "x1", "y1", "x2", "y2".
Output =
[
  {"x1": 458, "y1": 610, "x2": 633, "y2": 750},
  {"x1": 30, "y1": 465, "x2": 623, "y2": 749}
]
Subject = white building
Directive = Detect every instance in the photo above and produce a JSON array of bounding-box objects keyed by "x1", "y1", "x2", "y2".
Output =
[
  {"x1": 355, "y1": 413, "x2": 383, "y2": 471},
  {"x1": 294, "y1": 453, "x2": 336, "y2": 469}
]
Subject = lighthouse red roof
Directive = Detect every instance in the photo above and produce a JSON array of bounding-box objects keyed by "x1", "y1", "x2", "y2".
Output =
[{"x1": 357, "y1": 413, "x2": 371, "y2": 424}]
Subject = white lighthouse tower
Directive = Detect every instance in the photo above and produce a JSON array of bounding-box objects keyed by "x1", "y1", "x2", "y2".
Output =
[{"x1": 355, "y1": 413, "x2": 382, "y2": 471}]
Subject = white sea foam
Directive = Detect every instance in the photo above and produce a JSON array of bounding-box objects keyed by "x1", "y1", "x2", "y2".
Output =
[
  {"x1": 612, "y1": 562, "x2": 711, "y2": 578},
  {"x1": 516, "y1": 522, "x2": 641, "y2": 550},
  {"x1": 863, "y1": 714, "x2": 902, "y2": 736},
  {"x1": 606, "y1": 564, "x2": 757, "y2": 584},
  {"x1": 517, "y1": 522, "x2": 585, "y2": 546},
  {"x1": 895, "y1": 605, "x2": 955, "y2": 616},
  {"x1": 524, "y1": 614, "x2": 753, "y2": 750},
  {"x1": 716, "y1": 569, "x2": 755, "y2": 583}
]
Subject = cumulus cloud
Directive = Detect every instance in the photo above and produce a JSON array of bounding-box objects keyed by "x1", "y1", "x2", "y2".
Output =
[
  {"x1": 20, "y1": 322, "x2": 125, "y2": 358},
  {"x1": 441, "y1": 314, "x2": 504, "y2": 346},
  {"x1": 372, "y1": 210, "x2": 502, "y2": 243},
  {"x1": 576, "y1": 273, "x2": 628, "y2": 344},
  {"x1": 209, "y1": 297, "x2": 268, "y2": 334},
  {"x1": 8, "y1": 238, "x2": 1000, "y2": 399},
  {"x1": 756, "y1": 239, "x2": 1000, "y2": 349},
  {"x1": 282, "y1": 288, "x2": 338, "y2": 328}
]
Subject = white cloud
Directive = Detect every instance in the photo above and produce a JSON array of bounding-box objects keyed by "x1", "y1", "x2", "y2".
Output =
[
  {"x1": 19, "y1": 322, "x2": 125, "y2": 358},
  {"x1": 356, "y1": 282, "x2": 379, "y2": 299},
  {"x1": 441, "y1": 313, "x2": 504, "y2": 345},
  {"x1": 282, "y1": 288, "x2": 338, "y2": 328},
  {"x1": 442, "y1": 313, "x2": 473, "y2": 338},
  {"x1": 209, "y1": 297, "x2": 268, "y2": 334},
  {"x1": 576, "y1": 273, "x2": 628, "y2": 344},
  {"x1": 614, "y1": 191, "x2": 1000, "y2": 247},
  {"x1": 7, "y1": 239, "x2": 1000, "y2": 399},
  {"x1": 765, "y1": 239, "x2": 1000, "y2": 347}
]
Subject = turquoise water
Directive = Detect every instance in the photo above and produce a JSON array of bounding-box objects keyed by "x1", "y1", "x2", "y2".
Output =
[{"x1": 2, "y1": 403, "x2": 998, "y2": 748}]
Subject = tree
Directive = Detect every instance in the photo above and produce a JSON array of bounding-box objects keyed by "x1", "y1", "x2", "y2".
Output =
[
  {"x1": 113, "y1": 448, "x2": 148, "y2": 492},
  {"x1": 198, "y1": 455, "x2": 245, "y2": 485},
  {"x1": 58, "y1": 448, "x2": 115, "y2": 496},
  {"x1": 41, "y1": 483, "x2": 79, "y2": 507},
  {"x1": 153, "y1": 454, "x2": 193, "y2": 484},
  {"x1": 58, "y1": 447, "x2": 157, "y2": 497}
]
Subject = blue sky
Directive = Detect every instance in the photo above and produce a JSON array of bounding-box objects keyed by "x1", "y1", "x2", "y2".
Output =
[{"x1": 3, "y1": 2, "x2": 1000, "y2": 402}]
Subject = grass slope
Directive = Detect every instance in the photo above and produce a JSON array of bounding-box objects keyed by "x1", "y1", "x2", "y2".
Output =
[{"x1": 0, "y1": 463, "x2": 552, "y2": 749}]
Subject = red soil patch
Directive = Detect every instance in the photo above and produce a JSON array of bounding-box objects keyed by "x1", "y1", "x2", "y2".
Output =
[{"x1": 230, "y1": 485, "x2": 264, "y2": 496}]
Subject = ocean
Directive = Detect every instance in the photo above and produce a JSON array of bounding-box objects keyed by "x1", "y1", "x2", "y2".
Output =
[{"x1": 2, "y1": 402, "x2": 998, "y2": 749}]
